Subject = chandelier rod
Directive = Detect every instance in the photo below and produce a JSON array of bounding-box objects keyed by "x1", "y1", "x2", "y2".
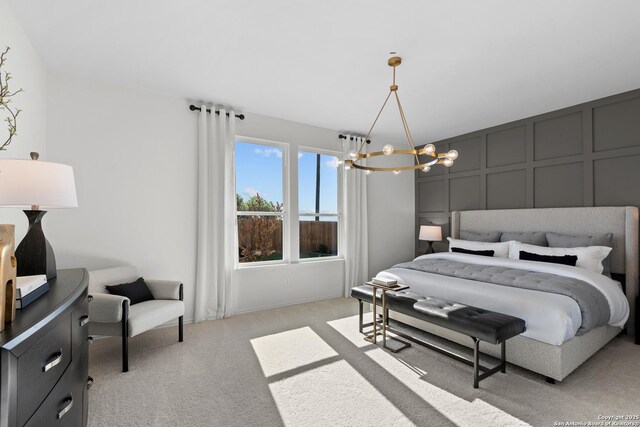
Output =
[
  {"x1": 394, "y1": 91, "x2": 420, "y2": 165},
  {"x1": 358, "y1": 90, "x2": 393, "y2": 154}
]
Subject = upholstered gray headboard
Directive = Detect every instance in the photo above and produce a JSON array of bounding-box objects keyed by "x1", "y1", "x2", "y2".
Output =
[{"x1": 451, "y1": 206, "x2": 639, "y2": 334}]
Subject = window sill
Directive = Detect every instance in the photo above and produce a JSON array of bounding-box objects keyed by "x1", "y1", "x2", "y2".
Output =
[
  {"x1": 235, "y1": 257, "x2": 344, "y2": 270},
  {"x1": 298, "y1": 256, "x2": 343, "y2": 264}
]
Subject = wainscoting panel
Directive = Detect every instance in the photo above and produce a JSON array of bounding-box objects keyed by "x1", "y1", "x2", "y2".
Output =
[
  {"x1": 449, "y1": 137, "x2": 481, "y2": 173},
  {"x1": 593, "y1": 96, "x2": 640, "y2": 152},
  {"x1": 487, "y1": 169, "x2": 527, "y2": 210},
  {"x1": 449, "y1": 175, "x2": 481, "y2": 212},
  {"x1": 594, "y1": 154, "x2": 640, "y2": 207},
  {"x1": 415, "y1": 87, "x2": 640, "y2": 254},
  {"x1": 418, "y1": 180, "x2": 445, "y2": 213},
  {"x1": 486, "y1": 126, "x2": 527, "y2": 168},
  {"x1": 534, "y1": 162, "x2": 583, "y2": 208},
  {"x1": 533, "y1": 112, "x2": 583, "y2": 161}
]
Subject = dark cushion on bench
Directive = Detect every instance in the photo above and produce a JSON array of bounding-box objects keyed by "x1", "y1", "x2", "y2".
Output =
[{"x1": 350, "y1": 285, "x2": 526, "y2": 344}]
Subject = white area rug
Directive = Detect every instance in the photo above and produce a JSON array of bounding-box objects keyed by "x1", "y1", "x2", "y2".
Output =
[{"x1": 88, "y1": 298, "x2": 640, "y2": 427}]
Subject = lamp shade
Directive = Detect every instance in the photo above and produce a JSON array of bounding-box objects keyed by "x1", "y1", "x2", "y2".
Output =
[
  {"x1": 419, "y1": 225, "x2": 442, "y2": 241},
  {"x1": 0, "y1": 159, "x2": 78, "y2": 208}
]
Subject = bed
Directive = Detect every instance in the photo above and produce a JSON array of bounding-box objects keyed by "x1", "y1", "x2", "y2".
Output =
[{"x1": 375, "y1": 206, "x2": 638, "y2": 382}]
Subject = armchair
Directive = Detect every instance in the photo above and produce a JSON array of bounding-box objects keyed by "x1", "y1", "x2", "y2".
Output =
[{"x1": 88, "y1": 266, "x2": 184, "y2": 372}]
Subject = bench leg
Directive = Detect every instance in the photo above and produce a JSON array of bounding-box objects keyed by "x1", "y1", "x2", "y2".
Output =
[
  {"x1": 122, "y1": 301, "x2": 129, "y2": 373},
  {"x1": 501, "y1": 341, "x2": 506, "y2": 373},
  {"x1": 473, "y1": 337, "x2": 480, "y2": 389},
  {"x1": 358, "y1": 299, "x2": 363, "y2": 333}
]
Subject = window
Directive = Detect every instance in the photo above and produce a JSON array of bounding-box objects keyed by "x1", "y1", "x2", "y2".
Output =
[
  {"x1": 298, "y1": 150, "x2": 340, "y2": 259},
  {"x1": 235, "y1": 140, "x2": 286, "y2": 264}
]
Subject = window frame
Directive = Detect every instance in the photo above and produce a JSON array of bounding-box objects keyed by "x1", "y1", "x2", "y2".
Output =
[
  {"x1": 233, "y1": 136, "x2": 290, "y2": 268},
  {"x1": 297, "y1": 146, "x2": 343, "y2": 263}
]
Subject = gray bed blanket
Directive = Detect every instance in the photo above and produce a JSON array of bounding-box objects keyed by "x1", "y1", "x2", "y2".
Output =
[{"x1": 393, "y1": 258, "x2": 610, "y2": 335}]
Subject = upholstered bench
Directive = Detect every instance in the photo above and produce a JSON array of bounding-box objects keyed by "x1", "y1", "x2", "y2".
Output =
[{"x1": 351, "y1": 285, "x2": 526, "y2": 388}]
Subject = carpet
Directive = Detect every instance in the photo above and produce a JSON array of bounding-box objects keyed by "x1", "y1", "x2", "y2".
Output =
[{"x1": 88, "y1": 297, "x2": 640, "y2": 426}]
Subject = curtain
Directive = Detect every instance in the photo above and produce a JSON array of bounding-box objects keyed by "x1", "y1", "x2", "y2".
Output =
[
  {"x1": 342, "y1": 135, "x2": 369, "y2": 297},
  {"x1": 194, "y1": 107, "x2": 237, "y2": 322}
]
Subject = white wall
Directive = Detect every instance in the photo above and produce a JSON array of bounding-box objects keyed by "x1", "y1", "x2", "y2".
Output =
[
  {"x1": 0, "y1": 0, "x2": 48, "y2": 240},
  {"x1": 45, "y1": 74, "x2": 349, "y2": 321}
]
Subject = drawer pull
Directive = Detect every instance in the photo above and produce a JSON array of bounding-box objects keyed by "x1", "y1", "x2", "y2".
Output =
[
  {"x1": 79, "y1": 315, "x2": 89, "y2": 327},
  {"x1": 87, "y1": 376, "x2": 94, "y2": 390},
  {"x1": 43, "y1": 351, "x2": 63, "y2": 372},
  {"x1": 88, "y1": 295, "x2": 94, "y2": 302},
  {"x1": 57, "y1": 396, "x2": 73, "y2": 419},
  {"x1": 88, "y1": 336, "x2": 94, "y2": 345}
]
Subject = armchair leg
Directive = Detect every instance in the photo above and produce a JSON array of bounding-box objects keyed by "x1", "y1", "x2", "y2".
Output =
[
  {"x1": 122, "y1": 301, "x2": 129, "y2": 373},
  {"x1": 178, "y1": 283, "x2": 184, "y2": 343}
]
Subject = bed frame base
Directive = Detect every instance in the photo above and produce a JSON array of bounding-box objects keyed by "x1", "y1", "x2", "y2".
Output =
[{"x1": 388, "y1": 308, "x2": 621, "y2": 382}]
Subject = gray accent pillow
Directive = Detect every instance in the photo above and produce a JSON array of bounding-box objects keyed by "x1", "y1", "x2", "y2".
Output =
[
  {"x1": 460, "y1": 230, "x2": 501, "y2": 242},
  {"x1": 546, "y1": 232, "x2": 614, "y2": 277},
  {"x1": 500, "y1": 232, "x2": 548, "y2": 246}
]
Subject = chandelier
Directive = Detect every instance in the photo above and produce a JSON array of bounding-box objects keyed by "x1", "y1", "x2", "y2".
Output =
[{"x1": 343, "y1": 56, "x2": 458, "y2": 175}]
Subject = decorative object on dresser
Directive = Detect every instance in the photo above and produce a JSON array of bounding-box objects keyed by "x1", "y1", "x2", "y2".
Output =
[
  {"x1": 340, "y1": 56, "x2": 459, "y2": 175},
  {"x1": 88, "y1": 266, "x2": 185, "y2": 372},
  {"x1": 0, "y1": 224, "x2": 17, "y2": 331},
  {"x1": 16, "y1": 274, "x2": 49, "y2": 309},
  {"x1": 419, "y1": 225, "x2": 442, "y2": 254},
  {"x1": 0, "y1": 152, "x2": 78, "y2": 280},
  {"x1": 0, "y1": 269, "x2": 90, "y2": 427}
]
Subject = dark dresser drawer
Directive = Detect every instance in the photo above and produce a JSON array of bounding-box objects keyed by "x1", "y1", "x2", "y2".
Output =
[
  {"x1": 1, "y1": 269, "x2": 89, "y2": 427},
  {"x1": 17, "y1": 314, "x2": 72, "y2": 426},
  {"x1": 24, "y1": 361, "x2": 85, "y2": 427}
]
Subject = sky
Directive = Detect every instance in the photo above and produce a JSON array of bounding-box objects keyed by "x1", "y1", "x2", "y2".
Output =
[{"x1": 235, "y1": 141, "x2": 338, "y2": 215}]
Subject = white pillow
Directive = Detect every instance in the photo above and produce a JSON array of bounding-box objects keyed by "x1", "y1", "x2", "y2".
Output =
[
  {"x1": 509, "y1": 241, "x2": 612, "y2": 274},
  {"x1": 447, "y1": 237, "x2": 511, "y2": 258}
]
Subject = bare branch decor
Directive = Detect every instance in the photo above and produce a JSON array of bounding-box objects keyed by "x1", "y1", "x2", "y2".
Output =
[{"x1": 0, "y1": 47, "x2": 23, "y2": 151}]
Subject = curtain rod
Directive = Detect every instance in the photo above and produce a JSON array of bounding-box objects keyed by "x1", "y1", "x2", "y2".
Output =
[
  {"x1": 339, "y1": 134, "x2": 371, "y2": 144},
  {"x1": 189, "y1": 104, "x2": 245, "y2": 120}
]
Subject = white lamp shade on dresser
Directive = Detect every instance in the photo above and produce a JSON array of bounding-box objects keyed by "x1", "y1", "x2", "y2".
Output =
[
  {"x1": 419, "y1": 225, "x2": 442, "y2": 241},
  {"x1": 0, "y1": 159, "x2": 78, "y2": 208}
]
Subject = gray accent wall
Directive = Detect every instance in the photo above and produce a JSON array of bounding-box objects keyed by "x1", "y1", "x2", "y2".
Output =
[{"x1": 415, "y1": 88, "x2": 640, "y2": 254}]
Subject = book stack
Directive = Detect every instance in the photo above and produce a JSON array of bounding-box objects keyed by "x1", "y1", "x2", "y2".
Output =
[
  {"x1": 370, "y1": 277, "x2": 399, "y2": 288},
  {"x1": 16, "y1": 275, "x2": 49, "y2": 309}
]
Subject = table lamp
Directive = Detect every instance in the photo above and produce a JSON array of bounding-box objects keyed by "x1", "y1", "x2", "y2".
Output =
[
  {"x1": 0, "y1": 152, "x2": 78, "y2": 279},
  {"x1": 419, "y1": 225, "x2": 442, "y2": 254}
]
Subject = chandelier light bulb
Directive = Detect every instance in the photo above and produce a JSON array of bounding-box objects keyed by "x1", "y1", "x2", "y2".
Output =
[
  {"x1": 392, "y1": 170, "x2": 402, "y2": 175},
  {"x1": 348, "y1": 150, "x2": 358, "y2": 160},
  {"x1": 336, "y1": 159, "x2": 344, "y2": 166},
  {"x1": 423, "y1": 144, "x2": 436, "y2": 155},
  {"x1": 446, "y1": 149, "x2": 459, "y2": 160},
  {"x1": 421, "y1": 165, "x2": 430, "y2": 173},
  {"x1": 443, "y1": 158, "x2": 454, "y2": 167},
  {"x1": 382, "y1": 144, "x2": 395, "y2": 155},
  {"x1": 364, "y1": 169, "x2": 373, "y2": 176}
]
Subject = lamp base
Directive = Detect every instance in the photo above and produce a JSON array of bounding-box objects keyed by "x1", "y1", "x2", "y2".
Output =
[
  {"x1": 425, "y1": 241, "x2": 435, "y2": 255},
  {"x1": 15, "y1": 210, "x2": 57, "y2": 280}
]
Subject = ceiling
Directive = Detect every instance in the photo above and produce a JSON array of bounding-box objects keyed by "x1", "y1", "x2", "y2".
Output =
[{"x1": 9, "y1": 0, "x2": 640, "y2": 144}]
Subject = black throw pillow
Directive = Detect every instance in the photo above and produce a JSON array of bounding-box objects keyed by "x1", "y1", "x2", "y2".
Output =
[
  {"x1": 519, "y1": 251, "x2": 578, "y2": 266},
  {"x1": 451, "y1": 247, "x2": 495, "y2": 257},
  {"x1": 106, "y1": 277, "x2": 154, "y2": 305}
]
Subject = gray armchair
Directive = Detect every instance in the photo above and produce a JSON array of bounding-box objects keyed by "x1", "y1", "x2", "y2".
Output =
[{"x1": 88, "y1": 266, "x2": 184, "y2": 372}]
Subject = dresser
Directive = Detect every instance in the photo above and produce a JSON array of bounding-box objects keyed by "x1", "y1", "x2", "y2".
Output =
[{"x1": 0, "y1": 269, "x2": 90, "y2": 427}]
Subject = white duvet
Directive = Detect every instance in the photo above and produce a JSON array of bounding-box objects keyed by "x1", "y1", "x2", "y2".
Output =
[{"x1": 376, "y1": 252, "x2": 629, "y2": 346}]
